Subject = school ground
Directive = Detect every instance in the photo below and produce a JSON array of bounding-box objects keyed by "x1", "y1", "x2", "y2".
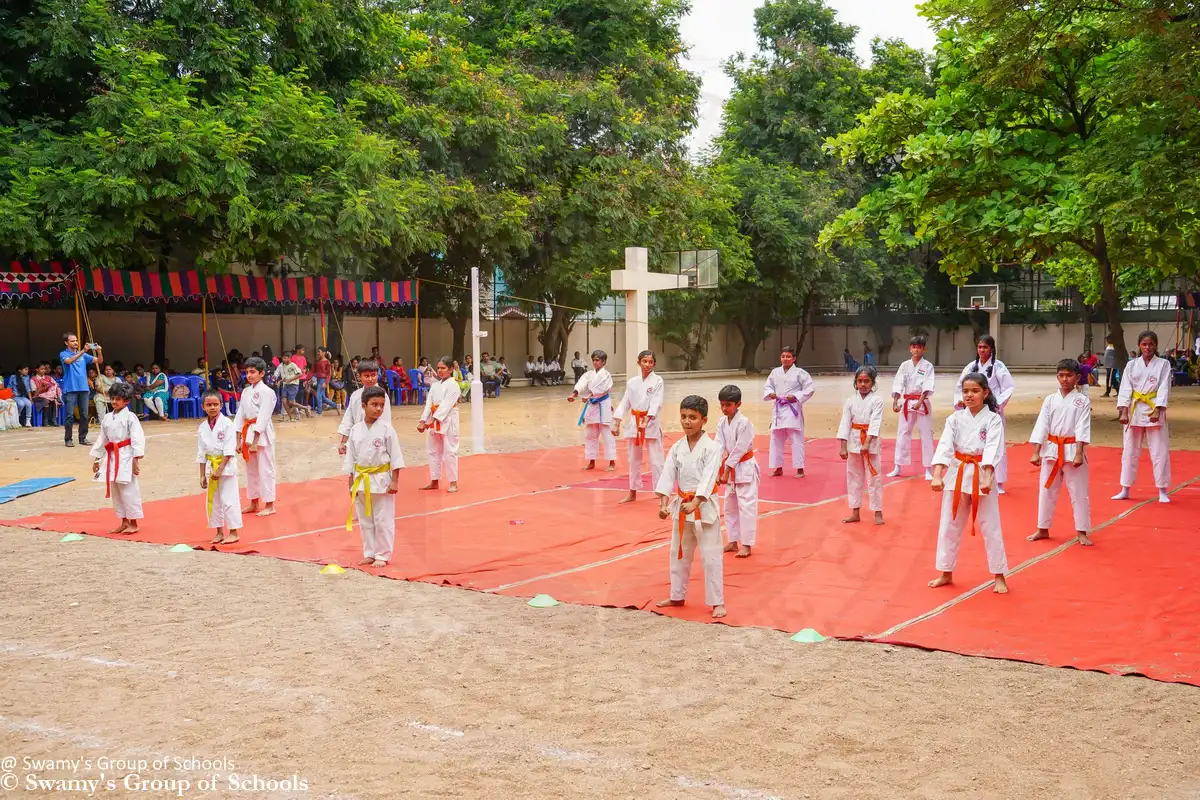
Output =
[{"x1": 2, "y1": 373, "x2": 1199, "y2": 799}]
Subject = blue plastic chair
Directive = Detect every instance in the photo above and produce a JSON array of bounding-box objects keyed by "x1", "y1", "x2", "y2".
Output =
[
  {"x1": 384, "y1": 369, "x2": 401, "y2": 405},
  {"x1": 407, "y1": 369, "x2": 427, "y2": 405},
  {"x1": 169, "y1": 376, "x2": 199, "y2": 419}
]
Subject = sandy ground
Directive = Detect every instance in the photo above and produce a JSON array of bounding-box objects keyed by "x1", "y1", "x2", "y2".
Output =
[{"x1": 2, "y1": 372, "x2": 1200, "y2": 799}]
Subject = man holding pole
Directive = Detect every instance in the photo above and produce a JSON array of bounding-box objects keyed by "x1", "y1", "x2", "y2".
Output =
[{"x1": 60, "y1": 333, "x2": 102, "y2": 448}]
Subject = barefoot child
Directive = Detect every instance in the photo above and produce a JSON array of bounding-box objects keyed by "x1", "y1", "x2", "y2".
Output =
[
  {"x1": 197, "y1": 390, "x2": 242, "y2": 545},
  {"x1": 337, "y1": 360, "x2": 391, "y2": 456},
  {"x1": 611, "y1": 350, "x2": 664, "y2": 503},
  {"x1": 1113, "y1": 331, "x2": 1173, "y2": 504},
  {"x1": 1028, "y1": 359, "x2": 1092, "y2": 546},
  {"x1": 417, "y1": 356, "x2": 460, "y2": 493},
  {"x1": 837, "y1": 366, "x2": 885, "y2": 525},
  {"x1": 888, "y1": 335, "x2": 935, "y2": 480},
  {"x1": 716, "y1": 385, "x2": 759, "y2": 557},
  {"x1": 954, "y1": 335, "x2": 1015, "y2": 493},
  {"x1": 763, "y1": 346, "x2": 814, "y2": 478},
  {"x1": 568, "y1": 349, "x2": 616, "y2": 471},
  {"x1": 90, "y1": 381, "x2": 145, "y2": 534},
  {"x1": 930, "y1": 373, "x2": 1009, "y2": 593},
  {"x1": 346, "y1": 386, "x2": 404, "y2": 567},
  {"x1": 233, "y1": 357, "x2": 278, "y2": 517},
  {"x1": 655, "y1": 395, "x2": 725, "y2": 618}
]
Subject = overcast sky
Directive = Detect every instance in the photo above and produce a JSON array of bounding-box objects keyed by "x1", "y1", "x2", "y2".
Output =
[{"x1": 679, "y1": 0, "x2": 937, "y2": 153}]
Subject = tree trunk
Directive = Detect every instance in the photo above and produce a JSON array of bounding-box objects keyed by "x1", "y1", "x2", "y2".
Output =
[
  {"x1": 735, "y1": 319, "x2": 766, "y2": 372},
  {"x1": 446, "y1": 312, "x2": 468, "y2": 363},
  {"x1": 541, "y1": 307, "x2": 576, "y2": 363},
  {"x1": 1094, "y1": 225, "x2": 1128, "y2": 372},
  {"x1": 797, "y1": 291, "x2": 817, "y2": 352}
]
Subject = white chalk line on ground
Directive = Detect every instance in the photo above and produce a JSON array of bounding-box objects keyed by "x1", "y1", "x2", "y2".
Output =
[
  {"x1": 869, "y1": 474, "x2": 1200, "y2": 641},
  {"x1": 1, "y1": 638, "x2": 780, "y2": 799},
  {"x1": 4, "y1": 432, "x2": 185, "y2": 454}
]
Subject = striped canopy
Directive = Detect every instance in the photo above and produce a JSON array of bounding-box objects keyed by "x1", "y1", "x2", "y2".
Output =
[{"x1": 1, "y1": 261, "x2": 418, "y2": 307}]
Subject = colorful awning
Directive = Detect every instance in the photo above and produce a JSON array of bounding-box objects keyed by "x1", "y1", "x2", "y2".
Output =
[{"x1": 2, "y1": 261, "x2": 418, "y2": 307}]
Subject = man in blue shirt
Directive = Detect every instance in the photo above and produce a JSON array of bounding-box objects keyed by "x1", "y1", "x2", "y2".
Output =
[{"x1": 59, "y1": 332, "x2": 103, "y2": 447}]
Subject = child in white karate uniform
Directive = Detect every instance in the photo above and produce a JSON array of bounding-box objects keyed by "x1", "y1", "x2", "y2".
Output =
[
  {"x1": 1028, "y1": 359, "x2": 1092, "y2": 546},
  {"x1": 197, "y1": 391, "x2": 242, "y2": 545},
  {"x1": 716, "y1": 385, "x2": 759, "y2": 558},
  {"x1": 837, "y1": 366, "x2": 885, "y2": 525},
  {"x1": 418, "y1": 356, "x2": 460, "y2": 493},
  {"x1": 930, "y1": 372, "x2": 1009, "y2": 594},
  {"x1": 1113, "y1": 331, "x2": 1173, "y2": 504},
  {"x1": 889, "y1": 334, "x2": 935, "y2": 480},
  {"x1": 568, "y1": 349, "x2": 616, "y2": 471},
  {"x1": 337, "y1": 360, "x2": 391, "y2": 457},
  {"x1": 655, "y1": 395, "x2": 725, "y2": 619},
  {"x1": 90, "y1": 381, "x2": 146, "y2": 534},
  {"x1": 763, "y1": 345, "x2": 815, "y2": 477},
  {"x1": 233, "y1": 357, "x2": 278, "y2": 517},
  {"x1": 346, "y1": 386, "x2": 404, "y2": 567},
  {"x1": 954, "y1": 335, "x2": 1014, "y2": 493},
  {"x1": 611, "y1": 350, "x2": 665, "y2": 503}
]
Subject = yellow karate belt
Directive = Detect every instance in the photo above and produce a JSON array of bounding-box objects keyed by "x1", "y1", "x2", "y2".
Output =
[
  {"x1": 1131, "y1": 389, "x2": 1157, "y2": 417},
  {"x1": 347, "y1": 464, "x2": 391, "y2": 531},
  {"x1": 205, "y1": 454, "x2": 226, "y2": 518}
]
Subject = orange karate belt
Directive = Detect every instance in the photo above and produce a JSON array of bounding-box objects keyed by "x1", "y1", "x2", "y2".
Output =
[
  {"x1": 103, "y1": 438, "x2": 132, "y2": 498},
  {"x1": 718, "y1": 449, "x2": 756, "y2": 483},
  {"x1": 240, "y1": 418, "x2": 256, "y2": 461},
  {"x1": 951, "y1": 451, "x2": 984, "y2": 536},
  {"x1": 630, "y1": 409, "x2": 649, "y2": 445},
  {"x1": 902, "y1": 393, "x2": 929, "y2": 420},
  {"x1": 1042, "y1": 434, "x2": 1077, "y2": 489},
  {"x1": 427, "y1": 404, "x2": 442, "y2": 432},
  {"x1": 852, "y1": 423, "x2": 878, "y2": 477},
  {"x1": 672, "y1": 490, "x2": 705, "y2": 559}
]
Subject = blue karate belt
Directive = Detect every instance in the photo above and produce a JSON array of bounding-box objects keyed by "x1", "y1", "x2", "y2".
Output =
[{"x1": 577, "y1": 393, "x2": 610, "y2": 426}]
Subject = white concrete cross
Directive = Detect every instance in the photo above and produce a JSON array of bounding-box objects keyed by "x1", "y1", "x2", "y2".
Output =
[{"x1": 610, "y1": 247, "x2": 688, "y2": 378}]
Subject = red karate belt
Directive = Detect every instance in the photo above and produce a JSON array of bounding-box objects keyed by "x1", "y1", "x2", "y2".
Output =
[
  {"x1": 902, "y1": 393, "x2": 929, "y2": 420},
  {"x1": 951, "y1": 451, "x2": 983, "y2": 536},
  {"x1": 630, "y1": 409, "x2": 649, "y2": 445},
  {"x1": 104, "y1": 438, "x2": 132, "y2": 498},
  {"x1": 428, "y1": 404, "x2": 442, "y2": 432},
  {"x1": 1042, "y1": 435, "x2": 1078, "y2": 489},
  {"x1": 852, "y1": 423, "x2": 878, "y2": 477},
  {"x1": 718, "y1": 449, "x2": 756, "y2": 484},
  {"x1": 240, "y1": 419, "x2": 256, "y2": 461},
  {"x1": 673, "y1": 490, "x2": 702, "y2": 559}
]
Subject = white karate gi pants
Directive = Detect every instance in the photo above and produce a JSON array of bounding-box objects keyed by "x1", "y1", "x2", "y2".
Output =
[
  {"x1": 935, "y1": 489, "x2": 1008, "y2": 575},
  {"x1": 111, "y1": 479, "x2": 144, "y2": 521},
  {"x1": 1037, "y1": 459, "x2": 1090, "y2": 532},
  {"x1": 427, "y1": 432, "x2": 459, "y2": 482},
  {"x1": 895, "y1": 411, "x2": 934, "y2": 468},
  {"x1": 668, "y1": 517, "x2": 724, "y2": 606},
  {"x1": 769, "y1": 428, "x2": 805, "y2": 470},
  {"x1": 244, "y1": 445, "x2": 276, "y2": 503},
  {"x1": 207, "y1": 474, "x2": 243, "y2": 530},
  {"x1": 627, "y1": 438, "x2": 665, "y2": 491},
  {"x1": 584, "y1": 423, "x2": 616, "y2": 462},
  {"x1": 355, "y1": 492, "x2": 395, "y2": 562},
  {"x1": 1120, "y1": 424, "x2": 1171, "y2": 489},
  {"x1": 847, "y1": 453, "x2": 883, "y2": 512},
  {"x1": 723, "y1": 480, "x2": 759, "y2": 546}
]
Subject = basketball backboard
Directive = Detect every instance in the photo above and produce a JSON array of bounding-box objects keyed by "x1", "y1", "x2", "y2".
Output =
[
  {"x1": 956, "y1": 284, "x2": 1000, "y2": 311},
  {"x1": 667, "y1": 250, "x2": 719, "y2": 289}
]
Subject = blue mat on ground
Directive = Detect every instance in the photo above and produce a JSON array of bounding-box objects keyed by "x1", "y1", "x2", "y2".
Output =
[{"x1": 0, "y1": 477, "x2": 74, "y2": 504}]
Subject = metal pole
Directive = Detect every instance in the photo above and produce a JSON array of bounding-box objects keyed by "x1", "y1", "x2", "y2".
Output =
[{"x1": 470, "y1": 267, "x2": 485, "y2": 454}]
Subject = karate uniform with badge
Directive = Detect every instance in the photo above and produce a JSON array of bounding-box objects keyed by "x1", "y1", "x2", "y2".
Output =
[
  {"x1": 655, "y1": 434, "x2": 724, "y2": 607},
  {"x1": 612, "y1": 371, "x2": 665, "y2": 491},
  {"x1": 763, "y1": 365, "x2": 815, "y2": 470},
  {"x1": 891, "y1": 357, "x2": 935, "y2": 469},
  {"x1": 716, "y1": 411, "x2": 759, "y2": 547},
  {"x1": 1030, "y1": 389, "x2": 1092, "y2": 531},
  {"x1": 932, "y1": 407, "x2": 1008, "y2": 575},
  {"x1": 421, "y1": 377, "x2": 460, "y2": 482},
  {"x1": 196, "y1": 414, "x2": 242, "y2": 531},
  {"x1": 573, "y1": 367, "x2": 616, "y2": 462},
  {"x1": 344, "y1": 417, "x2": 404, "y2": 562},
  {"x1": 836, "y1": 390, "x2": 885, "y2": 513},
  {"x1": 1117, "y1": 355, "x2": 1172, "y2": 490},
  {"x1": 90, "y1": 406, "x2": 147, "y2": 521},
  {"x1": 232, "y1": 381, "x2": 277, "y2": 504}
]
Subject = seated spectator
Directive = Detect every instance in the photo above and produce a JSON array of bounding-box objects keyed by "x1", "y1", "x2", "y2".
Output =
[
  {"x1": 480, "y1": 352, "x2": 502, "y2": 397},
  {"x1": 497, "y1": 357, "x2": 511, "y2": 387},
  {"x1": 7, "y1": 366, "x2": 33, "y2": 427},
  {"x1": 571, "y1": 351, "x2": 586, "y2": 382},
  {"x1": 844, "y1": 348, "x2": 858, "y2": 372},
  {"x1": 389, "y1": 357, "x2": 413, "y2": 401},
  {"x1": 32, "y1": 364, "x2": 62, "y2": 421},
  {"x1": 191, "y1": 357, "x2": 207, "y2": 376},
  {"x1": 452, "y1": 359, "x2": 470, "y2": 400},
  {"x1": 418, "y1": 356, "x2": 434, "y2": 387},
  {"x1": 525, "y1": 355, "x2": 541, "y2": 385},
  {"x1": 143, "y1": 363, "x2": 169, "y2": 420},
  {"x1": 546, "y1": 357, "x2": 564, "y2": 386},
  {"x1": 95, "y1": 365, "x2": 117, "y2": 419},
  {"x1": 330, "y1": 358, "x2": 347, "y2": 408}
]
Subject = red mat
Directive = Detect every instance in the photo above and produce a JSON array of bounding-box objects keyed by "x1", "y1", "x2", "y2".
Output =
[{"x1": 8, "y1": 439, "x2": 1200, "y2": 686}]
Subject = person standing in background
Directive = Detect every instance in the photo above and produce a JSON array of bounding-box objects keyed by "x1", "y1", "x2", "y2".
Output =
[
  {"x1": 60, "y1": 333, "x2": 102, "y2": 447},
  {"x1": 1102, "y1": 337, "x2": 1117, "y2": 397}
]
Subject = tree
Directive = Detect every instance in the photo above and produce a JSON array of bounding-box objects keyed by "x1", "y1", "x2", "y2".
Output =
[{"x1": 822, "y1": 0, "x2": 1200, "y2": 371}]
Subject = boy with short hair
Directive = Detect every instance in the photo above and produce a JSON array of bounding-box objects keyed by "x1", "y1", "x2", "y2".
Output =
[
  {"x1": 611, "y1": 350, "x2": 665, "y2": 504},
  {"x1": 716, "y1": 385, "x2": 759, "y2": 558},
  {"x1": 655, "y1": 395, "x2": 726, "y2": 619},
  {"x1": 1028, "y1": 359, "x2": 1092, "y2": 546},
  {"x1": 568, "y1": 349, "x2": 616, "y2": 471},
  {"x1": 337, "y1": 360, "x2": 391, "y2": 456},
  {"x1": 763, "y1": 346, "x2": 814, "y2": 477},
  {"x1": 90, "y1": 381, "x2": 145, "y2": 535},
  {"x1": 345, "y1": 385, "x2": 404, "y2": 568},
  {"x1": 234, "y1": 357, "x2": 278, "y2": 517},
  {"x1": 888, "y1": 334, "x2": 936, "y2": 480},
  {"x1": 197, "y1": 390, "x2": 242, "y2": 545},
  {"x1": 274, "y1": 351, "x2": 304, "y2": 421}
]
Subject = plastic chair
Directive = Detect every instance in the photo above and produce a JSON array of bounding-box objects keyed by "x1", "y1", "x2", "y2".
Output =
[
  {"x1": 169, "y1": 376, "x2": 199, "y2": 419},
  {"x1": 384, "y1": 370, "x2": 401, "y2": 405},
  {"x1": 407, "y1": 369, "x2": 427, "y2": 405}
]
